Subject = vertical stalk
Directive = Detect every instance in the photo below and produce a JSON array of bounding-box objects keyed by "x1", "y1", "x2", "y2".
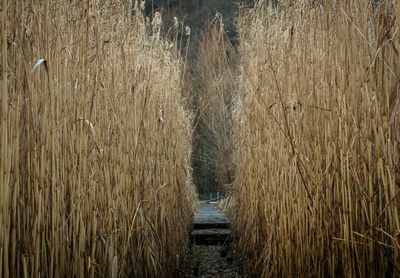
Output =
[{"x1": 1, "y1": 0, "x2": 9, "y2": 276}]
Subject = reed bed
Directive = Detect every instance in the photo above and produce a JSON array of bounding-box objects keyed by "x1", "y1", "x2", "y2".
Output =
[
  {"x1": 229, "y1": 0, "x2": 400, "y2": 276},
  {"x1": 0, "y1": 0, "x2": 196, "y2": 277},
  {"x1": 193, "y1": 15, "x2": 236, "y2": 194}
]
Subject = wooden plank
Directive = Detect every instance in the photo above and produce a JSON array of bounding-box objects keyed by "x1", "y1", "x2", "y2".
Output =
[
  {"x1": 193, "y1": 202, "x2": 229, "y2": 229},
  {"x1": 190, "y1": 229, "x2": 232, "y2": 245}
]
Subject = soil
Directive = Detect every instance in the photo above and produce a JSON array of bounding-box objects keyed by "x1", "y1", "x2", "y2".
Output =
[{"x1": 187, "y1": 244, "x2": 239, "y2": 277}]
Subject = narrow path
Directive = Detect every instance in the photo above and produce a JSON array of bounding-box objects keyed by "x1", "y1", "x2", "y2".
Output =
[
  {"x1": 193, "y1": 202, "x2": 229, "y2": 228},
  {"x1": 188, "y1": 202, "x2": 239, "y2": 277}
]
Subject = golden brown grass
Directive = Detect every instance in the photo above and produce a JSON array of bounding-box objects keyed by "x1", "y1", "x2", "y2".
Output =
[
  {"x1": 229, "y1": 0, "x2": 400, "y2": 276},
  {"x1": 1, "y1": 1, "x2": 196, "y2": 277},
  {"x1": 193, "y1": 14, "x2": 236, "y2": 194}
]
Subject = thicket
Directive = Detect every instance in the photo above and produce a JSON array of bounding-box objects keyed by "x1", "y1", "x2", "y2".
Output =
[
  {"x1": 192, "y1": 15, "x2": 236, "y2": 195},
  {"x1": 229, "y1": 0, "x2": 400, "y2": 276},
  {"x1": 0, "y1": 1, "x2": 195, "y2": 277}
]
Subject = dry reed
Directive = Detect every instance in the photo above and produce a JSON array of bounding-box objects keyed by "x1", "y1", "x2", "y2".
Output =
[
  {"x1": 193, "y1": 15, "x2": 236, "y2": 193},
  {"x1": 1, "y1": 0, "x2": 196, "y2": 277},
  {"x1": 229, "y1": 0, "x2": 400, "y2": 276}
]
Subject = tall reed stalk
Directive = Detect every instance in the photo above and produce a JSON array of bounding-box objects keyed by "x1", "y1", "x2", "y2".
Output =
[
  {"x1": 1, "y1": 0, "x2": 10, "y2": 276},
  {"x1": 229, "y1": 1, "x2": 400, "y2": 276},
  {"x1": 1, "y1": 1, "x2": 196, "y2": 277},
  {"x1": 193, "y1": 14, "x2": 236, "y2": 194}
]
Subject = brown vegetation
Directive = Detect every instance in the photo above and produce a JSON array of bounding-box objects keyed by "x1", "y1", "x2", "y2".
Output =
[
  {"x1": 0, "y1": 1, "x2": 195, "y2": 277},
  {"x1": 2, "y1": 0, "x2": 400, "y2": 276},
  {"x1": 192, "y1": 15, "x2": 236, "y2": 194},
  {"x1": 229, "y1": 0, "x2": 400, "y2": 276}
]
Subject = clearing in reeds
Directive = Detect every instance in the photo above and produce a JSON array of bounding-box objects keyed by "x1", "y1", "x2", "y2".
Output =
[
  {"x1": 229, "y1": 0, "x2": 400, "y2": 276},
  {"x1": 0, "y1": 0, "x2": 196, "y2": 277}
]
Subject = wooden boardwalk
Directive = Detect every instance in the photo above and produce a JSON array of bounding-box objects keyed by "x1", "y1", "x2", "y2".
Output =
[
  {"x1": 188, "y1": 202, "x2": 238, "y2": 276},
  {"x1": 193, "y1": 202, "x2": 230, "y2": 229},
  {"x1": 191, "y1": 202, "x2": 231, "y2": 244}
]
